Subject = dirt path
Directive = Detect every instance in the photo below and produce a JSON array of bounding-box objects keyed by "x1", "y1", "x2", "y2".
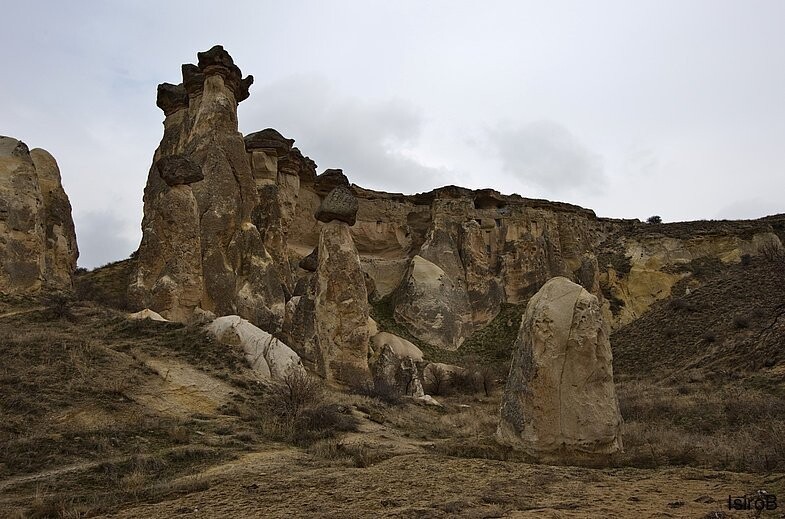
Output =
[{"x1": 0, "y1": 306, "x2": 45, "y2": 319}]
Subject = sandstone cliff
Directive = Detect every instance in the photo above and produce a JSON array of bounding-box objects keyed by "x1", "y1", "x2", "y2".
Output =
[{"x1": 0, "y1": 136, "x2": 78, "y2": 293}]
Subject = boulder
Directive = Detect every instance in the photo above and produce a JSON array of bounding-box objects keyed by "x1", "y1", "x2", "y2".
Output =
[
  {"x1": 371, "y1": 332, "x2": 423, "y2": 362},
  {"x1": 496, "y1": 277, "x2": 623, "y2": 458},
  {"x1": 315, "y1": 186, "x2": 358, "y2": 226},
  {"x1": 206, "y1": 315, "x2": 304, "y2": 380},
  {"x1": 155, "y1": 154, "x2": 204, "y2": 186},
  {"x1": 128, "y1": 309, "x2": 168, "y2": 322}
]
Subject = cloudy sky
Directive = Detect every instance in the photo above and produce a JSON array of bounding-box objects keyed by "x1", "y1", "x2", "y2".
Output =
[{"x1": 2, "y1": 1, "x2": 783, "y2": 268}]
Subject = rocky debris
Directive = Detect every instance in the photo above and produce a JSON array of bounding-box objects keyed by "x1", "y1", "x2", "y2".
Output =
[
  {"x1": 370, "y1": 332, "x2": 424, "y2": 362},
  {"x1": 128, "y1": 309, "x2": 168, "y2": 322},
  {"x1": 497, "y1": 277, "x2": 623, "y2": 458},
  {"x1": 130, "y1": 46, "x2": 287, "y2": 329},
  {"x1": 299, "y1": 248, "x2": 318, "y2": 272},
  {"x1": 206, "y1": 315, "x2": 304, "y2": 380},
  {"x1": 155, "y1": 154, "x2": 204, "y2": 186},
  {"x1": 316, "y1": 186, "x2": 358, "y2": 226},
  {"x1": 0, "y1": 136, "x2": 78, "y2": 293}
]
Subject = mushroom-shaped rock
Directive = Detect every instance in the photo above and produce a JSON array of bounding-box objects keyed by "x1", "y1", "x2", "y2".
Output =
[
  {"x1": 244, "y1": 128, "x2": 295, "y2": 157},
  {"x1": 155, "y1": 155, "x2": 204, "y2": 186},
  {"x1": 206, "y1": 315, "x2": 305, "y2": 380},
  {"x1": 496, "y1": 276, "x2": 623, "y2": 459},
  {"x1": 313, "y1": 168, "x2": 349, "y2": 195},
  {"x1": 315, "y1": 186, "x2": 358, "y2": 225}
]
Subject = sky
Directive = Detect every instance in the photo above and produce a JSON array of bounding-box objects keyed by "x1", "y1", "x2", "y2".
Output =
[{"x1": 1, "y1": 1, "x2": 784, "y2": 268}]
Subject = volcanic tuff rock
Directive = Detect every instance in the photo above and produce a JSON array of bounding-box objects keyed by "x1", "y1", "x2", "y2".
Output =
[
  {"x1": 206, "y1": 315, "x2": 304, "y2": 380},
  {"x1": 497, "y1": 277, "x2": 623, "y2": 458},
  {"x1": 130, "y1": 46, "x2": 289, "y2": 329},
  {"x1": 0, "y1": 137, "x2": 78, "y2": 293}
]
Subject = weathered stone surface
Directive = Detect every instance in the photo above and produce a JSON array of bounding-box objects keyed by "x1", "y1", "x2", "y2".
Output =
[
  {"x1": 29, "y1": 148, "x2": 79, "y2": 290},
  {"x1": 497, "y1": 277, "x2": 623, "y2": 458},
  {"x1": 129, "y1": 184, "x2": 203, "y2": 322},
  {"x1": 371, "y1": 332, "x2": 424, "y2": 362},
  {"x1": 0, "y1": 137, "x2": 77, "y2": 293},
  {"x1": 156, "y1": 83, "x2": 188, "y2": 116},
  {"x1": 316, "y1": 186, "x2": 358, "y2": 225},
  {"x1": 393, "y1": 254, "x2": 470, "y2": 351},
  {"x1": 313, "y1": 220, "x2": 371, "y2": 383},
  {"x1": 128, "y1": 309, "x2": 168, "y2": 322},
  {"x1": 206, "y1": 315, "x2": 305, "y2": 380},
  {"x1": 155, "y1": 154, "x2": 204, "y2": 186},
  {"x1": 370, "y1": 344, "x2": 425, "y2": 398},
  {"x1": 131, "y1": 47, "x2": 286, "y2": 329},
  {"x1": 299, "y1": 248, "x2": 318, "y2": 272}
]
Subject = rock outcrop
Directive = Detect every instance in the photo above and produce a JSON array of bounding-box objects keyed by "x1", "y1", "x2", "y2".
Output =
[
  {"x1": 206, "y1": 315, "x2": 304, "y2": 380},
  {"x1": 130, "y1": 46, "x2": 288, "y2": 329},
  {"x1": 0, "y1": 137, "x2": 77, "y2": 293},
  {"x1": 497, "y1": 277, "x2": 623, "y2": 458},
  {"x1": 283, "y1": 187, "x2": 372, "y2": 385}
]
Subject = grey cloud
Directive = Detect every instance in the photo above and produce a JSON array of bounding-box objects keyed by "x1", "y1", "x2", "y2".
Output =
[
  {"x1": 241, "y1": 76, "x2": 449, "y2": 194},
  {"x1": 488, "y1": 121, "x2": 606, "y2": 195},
  {"x1": 74, "y1": 210, "x2": 138, "y2": 269}
]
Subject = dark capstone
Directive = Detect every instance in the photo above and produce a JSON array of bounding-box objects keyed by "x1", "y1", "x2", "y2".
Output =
[
  {"x1": 194, "y1": 45, "x2": 253, "y2": 103},
  {"x1": 313, "y1": 168, "x2": 349, "y2": 196},
  {"x1": 182, "y1": 64, "x2": 205, "y2": 95},
  {"x1": 197, "y1": 45, "x2": 237, "y2": 71},
  {"x1": 156, "y1": 154, "x2": 204, "y2": 186},
  {"x1": 315, "y1": 186, "x2": 358, "y2": 225},
  {"x1": 156, "y1": 83, "x2": 188, "y2": 116},
  {"x1": 244, "y1": 128, "x2": 295, "y2": 156},
  {"x1": 299, "y1": 248, "x2": 318, "y2": 272}
]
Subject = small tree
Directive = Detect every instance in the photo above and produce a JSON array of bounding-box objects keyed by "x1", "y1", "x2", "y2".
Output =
[{"x1": 646, "y1": 215, "x2": 662, "y2": 224}]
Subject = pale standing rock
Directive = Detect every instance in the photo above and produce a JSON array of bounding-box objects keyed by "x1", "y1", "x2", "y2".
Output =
[
  {"x1": 206, "y1": 315, "x2": 304, "y2": 380},
  {"x1": 497, "y1": 276, "x2": 623, "y2": 458}
]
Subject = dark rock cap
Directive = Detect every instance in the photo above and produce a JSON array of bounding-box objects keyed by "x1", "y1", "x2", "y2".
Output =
[
  {"x1": 299, "y1": 248, "x2": 318, "y2": 272},
  {"x1": 244, "y1": 128, "x2": 295, "y2": 156},
  {"x1": 189, "y1": 45, "x2": 253, "y2": 103},
  {"x1": 156, "y1": 83, "x2": 188, "y2": 116},
  {"x1": 315, "y1": 185, "x2": 358, "y2": 225},
  {"x1": 155, "y1": 154, "x2": 204, "y2": 186},
  {"x1": 313, "y1": 168, "x2": 349, "y2": 196},
  {"x1": 181, "y1": 64, "x2": 205, "y2": 96}
]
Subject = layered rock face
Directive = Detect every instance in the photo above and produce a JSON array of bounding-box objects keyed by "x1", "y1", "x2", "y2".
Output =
[
  {"x1": 130, "y1": 46, "x2": 288, "y2": 329},
  {"x1": 497, "y1": 277, "x2": 623, "y2": 458},
  {"x1": 0, "y1": 137, "x2": 78, "y2": 293}
]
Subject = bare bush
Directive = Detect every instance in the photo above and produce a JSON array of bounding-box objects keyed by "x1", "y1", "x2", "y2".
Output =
[
  {"x1": 424, "y1": 364, "x2": 451, "y2": 396},
  {"x1": 263, "y1": 370, "x2": 324, "y2": 422}
]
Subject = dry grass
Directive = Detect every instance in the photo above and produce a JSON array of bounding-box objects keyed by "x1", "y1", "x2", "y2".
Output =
[{"x1": 614, "y1": 378, "x2": 785, "y2": 471}]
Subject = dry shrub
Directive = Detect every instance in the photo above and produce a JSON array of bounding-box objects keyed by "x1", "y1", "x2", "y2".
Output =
[{"x1": 424, "y1": 364, "x2": 451, "y2": 396}]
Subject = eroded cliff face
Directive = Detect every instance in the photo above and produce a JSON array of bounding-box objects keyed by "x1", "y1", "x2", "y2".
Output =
[
  {"x1": 0, "y1": 137, "x2": 78, "y2": 293},
  {"x1": 130, "y1": 46, "x2": 785, "y2": 363}
]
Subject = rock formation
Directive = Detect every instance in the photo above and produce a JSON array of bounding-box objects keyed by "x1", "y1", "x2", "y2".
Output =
[
  {"x1": 282, "y1": 187, "x2": 372, "y2": 385},
  {"x1": 206, "y1": 315, "x2": 305, "y2": 380},
  {"x1": 130, "y1": 46, "x2": 289, "y2": 329},
  {"x1": 0, "y1": 136, "x2": 78, "y2": 293},
  {"x1": 497, "y1": 277, "x2": 623, "y2": 458}
]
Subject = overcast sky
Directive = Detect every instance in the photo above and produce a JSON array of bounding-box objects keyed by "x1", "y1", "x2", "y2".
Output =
[{"x1": 2, "y1": 1, "x2": 783, "y2": 268}]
